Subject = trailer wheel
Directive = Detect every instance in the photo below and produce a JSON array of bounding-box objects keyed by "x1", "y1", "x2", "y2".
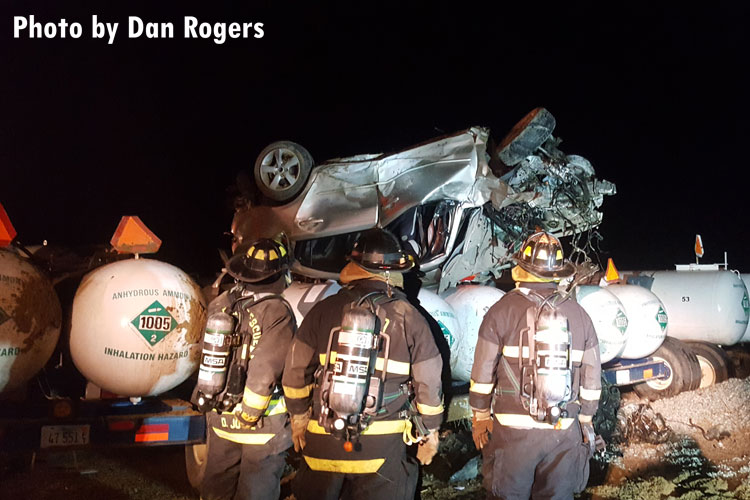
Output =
[
  {"x1": 725, "y1": 344, "x2": 750, "y2": 379},
  {"x1": 632, "y1": 338, "x2": 699, "y2": 400},
  {"x1": 684, "y1": 341, "x2": 730, "y2": 388},
  {"x1": 496, "y1": 107, "x2": 556, "y2": 167},
  {"x1": 683, "y1": 347, "x2": 703, "y2": 391},
  {"x1": 185, "y1": 443, "x2": 208, "y2": 490}
]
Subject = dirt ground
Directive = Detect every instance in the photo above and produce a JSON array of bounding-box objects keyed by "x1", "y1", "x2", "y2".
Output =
[{"x1": 4, "y1": 378, "x2": 750, "y2": 499}]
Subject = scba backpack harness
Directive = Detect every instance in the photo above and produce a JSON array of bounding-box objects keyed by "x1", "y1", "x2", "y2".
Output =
[
  {"x1": 507, "y1": 288, "x2": 575, "y2": 425},
  {"x1": 194, "y1": 291, "x2": 295, "y2": 414}
]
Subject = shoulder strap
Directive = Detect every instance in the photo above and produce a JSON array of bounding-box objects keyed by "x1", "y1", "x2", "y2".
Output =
[{"x1": 234, "y1": 292, "x2": 297, "y2": 333}]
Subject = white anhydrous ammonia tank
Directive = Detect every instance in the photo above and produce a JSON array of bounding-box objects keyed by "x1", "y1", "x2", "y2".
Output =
[
  {"x1": 70, "y1": 258, "x2": 206, "y2": 397},
  {"x1": 441, "y1": 284, "x2": 505, "y2": 382},
  {"x1": 607, "y1": 284, "x2": 668, "y2": 360},
  {"x1": 0, "y1": 249, "x2": 62, "y2": 394},
  {"x1": 645, "y1": 271, "x2": 748, "y2": 345},
  {"x1": 417, "y1": 288, "x2": 463, "y2": 376},
  {"x1": 575, "y1": 286, "x2": 628, "y2": 363},
  {"x1": 740, "y1": 274, "x2": 750, "y2": 343},
  {"x1": 283, "y1": 280, "x2": 342, "y2": 325}
]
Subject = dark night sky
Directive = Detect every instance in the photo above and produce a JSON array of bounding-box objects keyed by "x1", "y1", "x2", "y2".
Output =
[{"x1": 1, "y1": 2, "x2": 749, "y2": 277}]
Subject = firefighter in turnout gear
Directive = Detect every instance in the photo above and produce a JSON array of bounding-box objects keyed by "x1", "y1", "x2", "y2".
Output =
[
  {"x1": 282, "y1": 228, "x2": 444, "y2": 500},
  {"x1": 194, "y1": 238, "x2": 297, "y2": 500},
  {"x1": 470, "y1": 232, "x2": 602, "y2": 500}
]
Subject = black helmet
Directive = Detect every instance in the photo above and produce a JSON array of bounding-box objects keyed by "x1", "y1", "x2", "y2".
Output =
[
  {"x1": 348, "y1": 228, "x2": 414, "y2": 272},
  {"x1": 226, "y1": 238, "x2": 289, "y2": 283},
  {"x1": 513, "y1": 231, "x2": 574, "y2": 279}
]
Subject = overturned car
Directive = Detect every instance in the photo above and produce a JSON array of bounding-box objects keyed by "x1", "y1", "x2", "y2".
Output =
[{"x1": 232, "y1": 108, "x2": 616, "y2": 291}]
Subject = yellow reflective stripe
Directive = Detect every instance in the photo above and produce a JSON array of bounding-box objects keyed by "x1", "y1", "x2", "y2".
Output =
[
  {"x1": 375, "y1": 357, "x2": 410, "y2": 375},
  {"x1": 265, "y1": 397, "x2": 287, "y2": 416},
  {"x1": 579, "y1": 387, "x2": 601, "y2": 401},
  {"x1": 494, "y1": 413, "x2": 575, "y2": 430},
  {"x1": 319, "y1": 352, "x2": 338, "y2": 365},
  {"x1": 243, "y1": 388, "x2": 272, "y2": 410},
  {"x1": 571, "y1": 349, "x2": 583, "y2": 362},
  {"x1": 502, "y1": 346, "x2": 530, "y2": 358},
  {"x1": 470, "y1": 379, "x2": 494, "y2": 395},
  {"x1": 307, "y1": 419, "x2": 408, "y2": 435},
  {"x1": 212, "y1": 427, "x2": 275, "y2": 444},
  {"x1": 303, "y1": 456, "x2": 385, "y2": 474},
  {"x1": 416, "y1": 402, "x2": 444, "y2": 416},
  {"x1": 578, "y1": 414, "x2": 593, "y2": 423},
  {"x1": 318, "y1": 353, "x2": 410, "y2": 376},
  {"x1": 283, "y1": 384, "x2": 313, "y2": 399}
]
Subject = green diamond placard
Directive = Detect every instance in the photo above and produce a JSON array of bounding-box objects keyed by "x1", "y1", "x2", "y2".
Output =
[
  {"x1": 655, "y1": 306, "x2": 668, "y2": 332},
  {"x1": 437, "y1": 320, "x2": 455, "y2": 348},
  {"x1": 0, "y1": 307, "x2": 9, "y2": 326},
  {"x1": 131, "y1": 300, "x2": 176, "y2": 347},
  {"x1": 613, "y1": 309, "x2": 628, "y2": 334},
  {"x1": 742, "y1": 293, "x2": 749, "y2": 317}
]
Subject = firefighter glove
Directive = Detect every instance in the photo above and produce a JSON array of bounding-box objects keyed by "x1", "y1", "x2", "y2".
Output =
[
  {"x1": 472, "y1": 409, "x2": 493, "y2": 450},
  {"x1": 291, "y1": 408, "x2": 311, "y2": 452},
  {"x1": 235, "y1": 407, "x2": 259, "y2": 429},
  {"x1": 417, "y1": 429, "x2": 439, "y2": 465}
]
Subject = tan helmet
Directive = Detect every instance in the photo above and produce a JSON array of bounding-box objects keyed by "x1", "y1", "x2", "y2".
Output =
[{"x1": 513, "y1": 231, "x2": 574, "y2": 279}]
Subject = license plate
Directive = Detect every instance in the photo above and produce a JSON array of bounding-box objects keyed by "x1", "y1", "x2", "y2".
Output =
[{"x1": 40, "y1": 425, "x2": 90, "y2": 448}]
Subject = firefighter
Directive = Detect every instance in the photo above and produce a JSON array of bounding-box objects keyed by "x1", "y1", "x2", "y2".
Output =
[
  {"x1": 470, "y1": 231, "x2": 602, "y2": 500},
  {"x1": 196, "y1": 238, "x2": 296, "y2": 500},
  {"x1": 282, "y1": 228, "x2": 444, "y2": 500}
]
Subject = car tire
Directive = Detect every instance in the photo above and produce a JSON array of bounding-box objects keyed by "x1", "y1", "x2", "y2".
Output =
[
  {"x1": 684, "y1": 341, "x2": 730, "y2": 388},
  {"x1": 254, "y1": 141, "x2": 313, "y2": 202},
  {"x1": 725, "y1": 344, "x2": 750, "y2": 379},
  {"x1": 185, "y1": 443, "x2": 208, "y2": 490},
  {"x1": 632, "y1": 338, "x2": 700, "y2": 400},
  {"x1": 496, "y1": 107, "x2": 556, "y2": 167}
]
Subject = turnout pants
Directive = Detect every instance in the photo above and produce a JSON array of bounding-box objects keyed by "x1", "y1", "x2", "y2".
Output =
[
  {"x1": 200, "y1": 412, "x2": 292, "y2": 500},
  {"x1": 482, "y1": 419, "x2": 592, "y2": 500},
  {"x1": 292, "y1": 436, "x2": 419, "y2": 500}
]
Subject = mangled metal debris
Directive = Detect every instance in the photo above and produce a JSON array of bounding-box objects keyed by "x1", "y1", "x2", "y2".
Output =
[
  {"x1": 233, "y1": 108, "x2": 616, "y2": 290},
  {"x1": 617, "y1": 403, "x2": 673, "y2": 444}
]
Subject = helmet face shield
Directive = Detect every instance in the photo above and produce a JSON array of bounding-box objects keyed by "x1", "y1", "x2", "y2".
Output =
[
  {"x1": 348, "y1": 229, "x2": 414, "y2": 272},
  {"x1": 513, "y1": 232, "x2": 574, "y2": 279},
  {"x1": 227, "y1": 238, "x2": 290, "y2": 282}
]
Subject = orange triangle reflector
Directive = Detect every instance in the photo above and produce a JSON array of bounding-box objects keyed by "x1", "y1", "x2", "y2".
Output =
[
  {"x1": 695, "y1": 234, "x2": 704, "y2": 258},
  {"x1": 110, "y1": 216, "x2": 162, "y2": 254},
  {"x1": 0, "y1": 203, "x2": 17, "y2": 247},
  {"x1": 604, "y1": 258, "x2": 620, "y2": 282}
]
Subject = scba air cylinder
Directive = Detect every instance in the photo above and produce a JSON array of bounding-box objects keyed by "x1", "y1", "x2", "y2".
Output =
[
  {"x1": 196, "y1": 311, "x2": 235, "y2": 399},
  {"x1": 0, "y1": 249, "x2": 62, "y2": 395},
  {"x1": 70, "y1": 258, "x2": 206, "y2": 397},
  {"x1": 330, "y1": 305, "x2": 376, "y2": 418},
  {"x1": 534, "y1": 308, "x2": 572, "y2": 410}
]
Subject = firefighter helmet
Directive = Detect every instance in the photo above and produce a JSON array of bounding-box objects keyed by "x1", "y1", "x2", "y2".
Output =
[
  {"x1": 226, "y1": 238, "x2": 289, "y2": 283},
  {"x1": 348, "y1": 228, "x2": 414, "y2": 272},
  {"x1": 513, "y1": 231, "x2": 574, "y2": 279}
]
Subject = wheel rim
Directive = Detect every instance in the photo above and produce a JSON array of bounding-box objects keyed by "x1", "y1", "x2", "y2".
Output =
[
  {"x1": 645, "y1": 356, "x2": 674, "y2": 390},
  {"x1": 259, "y1": 148, "x2": 302, "y2": 193},
  {"x1": 695, "y1": 354, "x2": 717, "y2": 388}
]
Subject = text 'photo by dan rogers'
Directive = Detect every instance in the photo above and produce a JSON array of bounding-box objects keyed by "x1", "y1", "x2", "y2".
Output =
[{"x1": 13, "y1": 15, "x2": 265, "y2": 44}]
